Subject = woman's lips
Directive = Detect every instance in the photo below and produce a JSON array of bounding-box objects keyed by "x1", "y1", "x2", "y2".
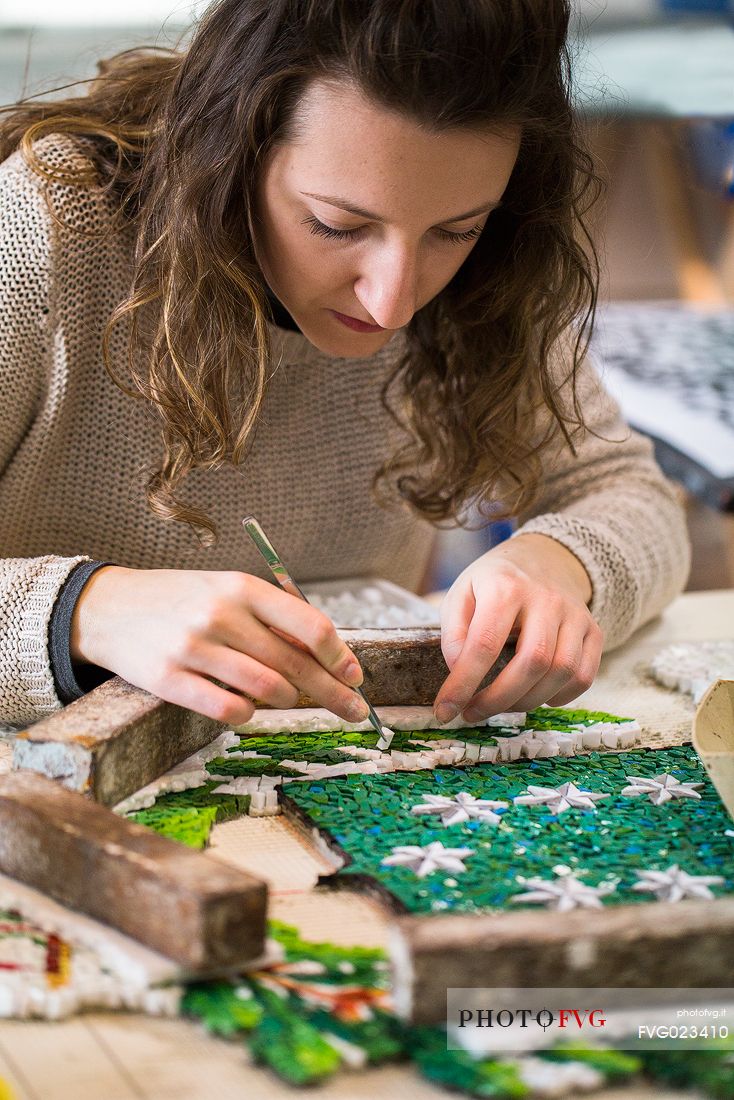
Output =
[{"x1": 330, "y1": 310, "x2": 385, "y2": 333}]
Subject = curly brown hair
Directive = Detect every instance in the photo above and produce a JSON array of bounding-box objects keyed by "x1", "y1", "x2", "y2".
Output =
[{"x1": 0, "y1": 0, "x2": 600, "y2": 542}]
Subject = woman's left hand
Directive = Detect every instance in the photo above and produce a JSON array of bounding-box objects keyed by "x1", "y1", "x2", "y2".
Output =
[{"x1": 433, "y1": 533, "x2": 603, "y2": 723}]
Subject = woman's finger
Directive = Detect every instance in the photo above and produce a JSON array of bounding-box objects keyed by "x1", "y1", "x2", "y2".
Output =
[
  {"x1": 232, "y1": 574, "x2": 363, "y2": 686},
  {"x1": 439, "y1": 580, "x2": 477, "y2": 670},
  {"x1": 221, "y1": 613, "x2": 369, "y2": 723},
  {"x1": 181, "y1": 641, "x2": 301, "y2": 709},
  {"x1": 155, "y1": 668, "x2": 257, "y2": 727},
  {"x1": 460, "y1": 600, "x2": 561, "y2": 721},
  {"x1": 546, "y1": 621, "x2": 604, "y2": 707},
  {"x1": 434, "y1": 579, "x2": 523, "y2": 722},
  {"x1": 503, "y1": 616, "x2": 586, "y2": 713}
]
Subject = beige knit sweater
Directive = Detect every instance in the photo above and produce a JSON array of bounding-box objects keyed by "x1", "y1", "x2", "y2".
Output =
[{"x1": 0, "y1": 135, "x2": 690, "y2": 728}]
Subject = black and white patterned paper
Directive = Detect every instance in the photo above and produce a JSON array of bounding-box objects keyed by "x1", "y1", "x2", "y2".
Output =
[{"x1": 592, "y1": 302, "x2": 734, "y2": 508}]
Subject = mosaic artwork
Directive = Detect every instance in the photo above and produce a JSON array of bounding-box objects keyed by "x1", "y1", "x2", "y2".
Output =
[
  {"x1": 116, "y1": 707, "x2": 644, "y2": 821},
  {"x1": 1, "y1": 909, "x2": 733, "y2": 1098},
  {"x1": 180, "y1": 920, "x2": 733, "y2": 1097},
  {"x1": 3, "y1": 703, "x2": 734, "y2": 1097},
  {"x1": 126, "y1": 705, "x2": 734, "y2": 1097},
  {"x1": 116, "y1": 707, "x2": 733, "y2": 919},
  {"x1": 0, "y1": 901, "x2": 180, "y2": 1020},
  {"x1": 284, "y1": 746, "x2": 731, "y2": 915}
]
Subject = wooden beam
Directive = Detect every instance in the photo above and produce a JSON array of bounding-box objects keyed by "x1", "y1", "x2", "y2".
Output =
[
  {"x1": 333, "y1": 628, "x2": 512, "y2": 707},
  {"x1": 390, "y1": 900, "x2": 734, "y2": 1023},
  {"x1": 12, "y1": 633, "x2": 514, "y2": 803},
  {"x1": 0, "y1": 771, "x2": 267, "y2": 972},
  {"x1": 12, "y1": 677, "x2": 223, "y2": 807}
]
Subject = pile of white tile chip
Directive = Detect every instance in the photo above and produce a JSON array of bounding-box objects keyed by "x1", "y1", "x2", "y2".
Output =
[
  {"x1": 650, "y1": 640, "x2": 734, "y2": 703},
  {"x1": 304, "y1": 583, "x2": 439, "y2": 628},
  {"x1": 238, "y1": 705, "x2": 527, "y2": 735}
]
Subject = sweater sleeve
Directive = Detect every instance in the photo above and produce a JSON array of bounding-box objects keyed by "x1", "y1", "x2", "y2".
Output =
[
  {"x1": 48, "y1": 560, "x2": 114, "y2": 703},
  {"x1": 514, "y1": 345, "x2": 691, "y2": 650},
  {"x1": 0, "y1": 149, "x2": 93, "y2": 728}
]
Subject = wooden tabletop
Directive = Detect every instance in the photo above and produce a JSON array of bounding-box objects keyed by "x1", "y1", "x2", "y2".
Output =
[{"x1": 1, "y1": 588, "x2": 731, "y2": 1100}]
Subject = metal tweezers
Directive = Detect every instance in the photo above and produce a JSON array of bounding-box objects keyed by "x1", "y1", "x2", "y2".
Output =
[{"x1": 242, "y1": 515, "x2": 394, "y2": 749}]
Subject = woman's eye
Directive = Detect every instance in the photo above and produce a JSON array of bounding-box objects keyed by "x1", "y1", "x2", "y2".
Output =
[
  {"x1": 303, "y1": 216, "x2": 364, "y2": 241},
  {"x1": 302, "y1": 215, "x2": 484, "y2": 245},
  {"x1": 436, "y1": 222, "x2": 484, "y2": 244}
]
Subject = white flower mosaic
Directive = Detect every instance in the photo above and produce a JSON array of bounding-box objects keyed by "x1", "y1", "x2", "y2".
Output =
[
  {"x1": 410, "y1": 792, "x2": 508, "y2": 827},
  {"x1": 513, "y1": 782, "x2": 610, "y2": 815},
  {"x1": 631, "y1": 865, "x2": 725, "y2": 903},
  {"x1": 621, "y1": 773, "x2": 703, "y2": 805},
  {"x1": 381, "y1": 842, "x2": 475, "y2": 878},
  {"x1": 510, "y1": 870, "x2": 616, "y2": 912}
]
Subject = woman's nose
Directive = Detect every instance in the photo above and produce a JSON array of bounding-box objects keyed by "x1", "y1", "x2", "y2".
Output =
[{"x1": 353, "y1": 246, "x2": 418, "y2": 330}]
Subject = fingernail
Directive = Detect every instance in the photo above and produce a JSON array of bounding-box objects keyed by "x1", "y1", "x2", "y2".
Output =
[
  {"x1": 343, "y1": 660, "x2": 364, "y2": 688},
  {"x1": 348, "y1": 697, "x2": 370, "y2": 722},
  {"x1": 463, "y1": 708, "x2": 484, "y2": 724},
  {"x1": 434, "y1": 701, "x2": 459, "y2": 725}
]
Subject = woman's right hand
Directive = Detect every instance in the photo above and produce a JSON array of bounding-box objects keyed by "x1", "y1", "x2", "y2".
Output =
[{"x1": 70, "y1": 565, "x2": 368, "y2": 726}]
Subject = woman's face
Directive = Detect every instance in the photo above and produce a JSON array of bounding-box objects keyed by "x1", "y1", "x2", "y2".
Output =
[{"x1": 253, "y1": 79, "x2": 520, "y2": 358}]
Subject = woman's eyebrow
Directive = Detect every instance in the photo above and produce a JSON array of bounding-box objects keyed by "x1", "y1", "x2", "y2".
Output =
[{"x1": 300, "y1": 192, "x2": 500, "y2": 223}]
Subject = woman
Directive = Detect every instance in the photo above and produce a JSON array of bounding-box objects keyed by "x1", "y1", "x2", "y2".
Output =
[{"x1": 0, "y1": 0, "x2": 689, "y2": 731}]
